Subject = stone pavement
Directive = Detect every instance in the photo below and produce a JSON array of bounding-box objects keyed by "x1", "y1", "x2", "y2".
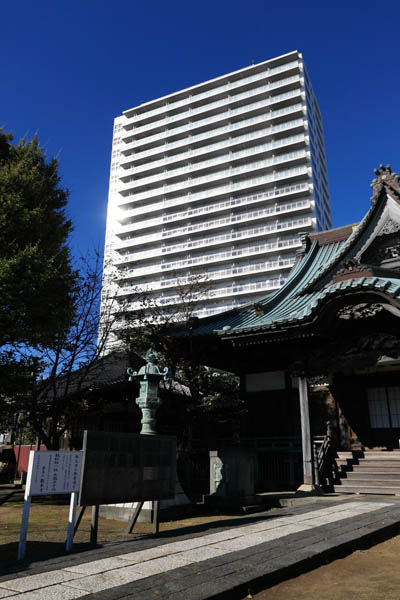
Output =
[{"x1": 1, "y1": 497, "x2": 400, "y2": 600}]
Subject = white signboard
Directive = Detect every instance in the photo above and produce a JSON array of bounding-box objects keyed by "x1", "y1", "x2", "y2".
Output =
[
  {"x1": 26, "y1": 450, "x2": 83, "y2": 496},
  {"x1": 18, "y1": 451, "x2": 83, "y2": 560}
]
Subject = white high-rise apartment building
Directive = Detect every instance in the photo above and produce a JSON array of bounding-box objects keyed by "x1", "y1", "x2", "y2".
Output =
[{"x1": 102, "y1": 50, "x2": 332, "y2": 345}]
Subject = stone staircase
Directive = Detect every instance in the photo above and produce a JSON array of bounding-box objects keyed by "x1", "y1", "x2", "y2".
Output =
[{"x1": 334, "y1": 450, "x2": 400, "y2": 495}]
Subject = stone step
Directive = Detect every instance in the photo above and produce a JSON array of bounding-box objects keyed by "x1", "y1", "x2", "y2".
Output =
[
  {"x1": 333, "y1": 450, "x2": 400, "y2": 495},
  {"x1": 336, "y1": 451, "x2": 400, "y2": 459},
  {"x1": 340, "y1": 478, "x2": 400, "y2": 487},
  {"x1": 364, "y1": 449, "x2": 400, "y2": 453},
  {"x1": 335, "y1": 461, "x2": 400, "y2": 470},
  {"x1": 356, "y1": 456, "x2": 400, "y2": 465},
  {"x1": 352, "y1": 464, "x2": 400, "y2": 472},
  {"x1": 335, "y1": 459, "x2": 353, "y2": 467},
  {"x1": 356, "y1": 460, "x2": 400, "y2": 468},
  {"x1": 334, "y1": 482, "x2": 400, "y2": 495},
  {"x1": 362, "y1": 455, "x2": 400, "y2": 460},
  {"x1": 336, "y1": 452, "x2": 362, "y2": 460},
  {"x1": 346, "y1": 472, "x2": 400, "y2": 480}
]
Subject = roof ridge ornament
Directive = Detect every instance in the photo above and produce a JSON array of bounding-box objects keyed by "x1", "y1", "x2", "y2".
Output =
[
  {"x1": 332, "y1": 258, "x2": 373, "y2": 283},
  {"x1": 296, "y1": 232, "x2": 312, "y2": 256},
  {"x1": 370, "y1": 164, "x2": 400, "y2": 204}
]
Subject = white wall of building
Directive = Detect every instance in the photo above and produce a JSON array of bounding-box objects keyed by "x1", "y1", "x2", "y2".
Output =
[{"x1": 101, "y1": 50, "x2": 332, "y2": 351}]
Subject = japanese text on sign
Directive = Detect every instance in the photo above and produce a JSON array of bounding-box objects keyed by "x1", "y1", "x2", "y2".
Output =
[{"x1": 26, "y1": 451, "x2": 83, "y2": 496}]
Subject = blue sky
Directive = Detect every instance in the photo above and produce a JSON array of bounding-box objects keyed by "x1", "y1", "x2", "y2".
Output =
[{"x1": 2, "y1": 0, "x2": 400, "y2": 260}]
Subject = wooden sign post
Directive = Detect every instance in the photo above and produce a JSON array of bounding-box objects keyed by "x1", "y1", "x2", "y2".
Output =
[{"x1": 18, "y1": 450, "x2": 83, "y2": 560}]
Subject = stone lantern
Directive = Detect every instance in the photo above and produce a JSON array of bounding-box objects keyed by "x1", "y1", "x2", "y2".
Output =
[{"x1": 127, "y1": 348, "x2": 169, "y2": 435}]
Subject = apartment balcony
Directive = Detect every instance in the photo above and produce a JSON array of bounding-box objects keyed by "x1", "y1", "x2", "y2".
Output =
[
  {"x1": 117, "y1": 256, "x2": 296, "y2": 295},
  {"x1": 116, "y1": 216, "x2": 312, "y2": 264},
  {"x1": 119, "y1": 88, "x2": 303, "y2": 168},
  {"x1": 121, "y1": 128, "x2": 305, "y2": 184},
  {"x1": 159, "y1": 217, "x2": 312, "y2": 256},
  {"x1": 121, "y1": 76, "x2": 302, "y2": 153},
  {"x1": 113, "y1": 297, "x2": 258, "y2": 324},
  {"x1": 119, "y1": 147, "x2": 307, "y2": 204},
  {"x1": 123, "y1": 68, "x2": 301, "y2": 141},
  {"x1": 119, "y1": 106, "x2": 304, "y2": 191},
  {"x1": 117, "y1": 181, "x2": 310, "y2": 233},
  {"x1": 117, "y1": 236, "x2": 302, "y2": 280},
  {"x1": 122, "y1": 59, "x2": 300, "y2": 127},
  {"x1": 193, "y1": 301, "x2": 248, "y2": 318},
  {"x1": 118, "y1": 165, "x2": 310, "y2": 221},
  {"x1": 160, "y1": 256, "x2": 295, "y2": 287},
  {"x1": 115, "y1": 199, "x2": 312, "y2": 250},
  {"x1": 119, "y1": 143, "x2": 307, "y2": 208},
  {"x1": 123, "y1": 277, "x2": 286, "y2": 311}
]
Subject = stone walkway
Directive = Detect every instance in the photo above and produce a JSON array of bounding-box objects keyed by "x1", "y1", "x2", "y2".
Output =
[{"x1": 1, "y1": 497, "x2": 400, "y2": 599}]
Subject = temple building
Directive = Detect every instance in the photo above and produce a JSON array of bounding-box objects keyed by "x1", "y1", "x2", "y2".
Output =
[{"x1": 170, "y1": 165, "x2": 400, "y2": 495}]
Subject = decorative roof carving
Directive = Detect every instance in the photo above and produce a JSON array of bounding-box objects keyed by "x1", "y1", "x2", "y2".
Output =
[
  {"x1": 370, "y1": 164, "x2": 400, "y2": 204},
  {"x1": 337, "y1": 303, "x2": 384, "y2": 320},
  {"x1": 362, "y1": 229, "x2": 400, "y2": 265},
  {"x1": 379, "y1": 218, "x2": 400, "y2": 236},
  {"x1": 332, "y1": 259, "x2": 372, "y2": 283},
  {"x1": 253, "y1": 303, "x2": 266, "y2": 316},
  {"x1": 296, "y1": 232, "x2": 312, "y2": 256},
  {"x1": 337, "y1": 258, "x2": 361, "y2": 273}
]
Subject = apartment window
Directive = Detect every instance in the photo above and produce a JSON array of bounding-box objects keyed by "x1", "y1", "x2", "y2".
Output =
[{"x1": 367, "y1": 387, "x2": 400, "y2": 428}]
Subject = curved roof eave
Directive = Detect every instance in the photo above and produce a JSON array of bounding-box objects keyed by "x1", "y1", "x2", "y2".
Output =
[
  {"x1": 220, "y1": 276, "x2": 400, "y2": 339},
  {"x1": 299, "y1": 178, "x2": 400, "y2": 295}
]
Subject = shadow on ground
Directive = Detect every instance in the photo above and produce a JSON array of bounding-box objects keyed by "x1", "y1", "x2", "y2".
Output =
[
  {"x1": 0, "y1": 507, "x2": 291, "y2": 577},
  {"x1": 0, "y1": 540, "x2": 95, "y2": 576}
]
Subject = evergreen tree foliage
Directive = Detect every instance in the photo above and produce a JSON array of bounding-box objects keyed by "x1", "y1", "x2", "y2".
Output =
[{"x1": 0, "y1": 130, "x2": 76, "y2": 347}]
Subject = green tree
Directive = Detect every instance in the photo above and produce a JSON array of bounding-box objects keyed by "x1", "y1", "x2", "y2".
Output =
[
  {"x1": 0, "y1": 253, "x2": 120, "y2": 450},
  {"x1": 0, "y1": 131, "x2": 76, "y2": 347}
]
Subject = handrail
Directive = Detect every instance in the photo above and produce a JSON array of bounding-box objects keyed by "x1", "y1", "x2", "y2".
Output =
[{"x1": 313, "y1": 421, "x2": 336, "y2": 488}]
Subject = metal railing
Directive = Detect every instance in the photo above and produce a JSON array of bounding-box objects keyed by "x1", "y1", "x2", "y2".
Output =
[
  {"x1": 313, "y1": 421, "x2": 336, "y2": 488},
  {"x1": 119, "y1": 89, "x2": 303, "y2": 166},
  {"x1": 123, "y1": 59, "x2": 300, "y2": 127},
  {"x1": 126, "y1": 74, "x2": 301, "y2": 140}
]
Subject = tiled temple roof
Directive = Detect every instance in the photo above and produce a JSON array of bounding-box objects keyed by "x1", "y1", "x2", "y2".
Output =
[{"x1": 181, "y1": 165, "x2": 400, "y2": 340}]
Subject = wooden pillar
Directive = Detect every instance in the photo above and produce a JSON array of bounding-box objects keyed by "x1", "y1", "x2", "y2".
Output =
[{"x1": 297, "y1": 376, "x2": 316, "y2": 491}]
